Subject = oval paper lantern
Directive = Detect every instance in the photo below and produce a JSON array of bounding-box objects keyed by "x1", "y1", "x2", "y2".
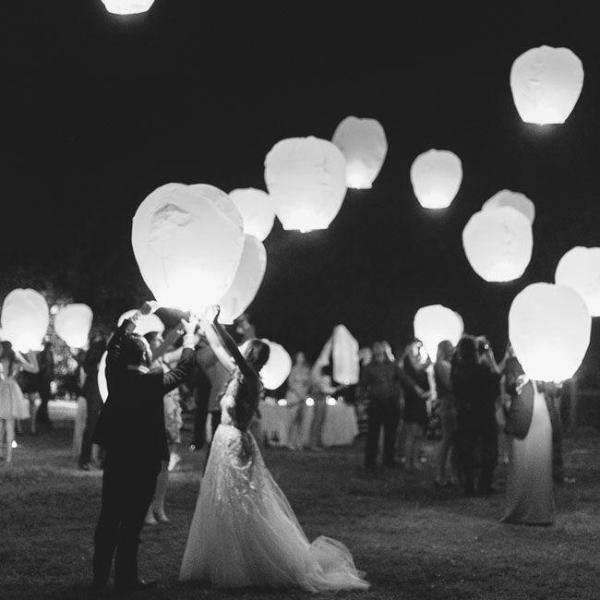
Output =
[
  {"x1": 413, "y1": 305, "x2": 464, "y2": 360},
  {"x1": 98, "y1": 351, "x2": 108, "y2": 403},
  {"x1": 482, "y1": 189, "x2": 535, "y2": 224},
  {"x1": 1, "y1": 289, "x2": 49, "y2": 352},
  {"x1": 463, "y1": 206, "x2": 533, "y2": 282},
  {"x1": 509, "y1": 283, "x2": 591, "y2": 382},
  {"x1": 132, "y1": 183, "x2": 244, "y2": 313},
  {"x1": 218, "y1": 235, "x2": 267, "y2": 325},
  {"x1": 229, "y1": 188, "x2": 275, "y2": 242},
  {"x1": 264, "y1": 136, "x2": 347, "y2": 232},
  {"x1": 331, "y1": 324, "x2": 360, "y2": 385},
  {"x1": 100, "y1": 0, "x2": 155, "y2": 15},
  {"x1": 260, "y1": 339, "x2": 292, "y2": 390},
  {"x1": 118, "y1": 310, "x2": 165, "y2": 336},
  {"x1": 555, "y1": 246, "x2": 600, "y2": 316},
  {"x1": 410, "y1": 149, "x2": 462, "y2": 209},
  {"x1": 510, "y1": 46, "x2": 584, "y2": 125},
  {"x1": 55, "y1": 304, "x2": 93, "y2": 349},
  {"x1": 332, "y1": 116, "x2": 387, "y2": 189}
]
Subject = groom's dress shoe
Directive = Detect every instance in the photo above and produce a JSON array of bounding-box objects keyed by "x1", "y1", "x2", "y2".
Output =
[{"x1": 114, "y1": 579, "x2": 158, "y2": 593}]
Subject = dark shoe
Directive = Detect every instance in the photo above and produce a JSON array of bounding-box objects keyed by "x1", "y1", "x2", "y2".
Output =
[
  {"x1": 114, "y1": 579, "x2": 158, "y2": 594},
  {"x1": 383, "y1": 459, "x2": 399, "y2": 468},
  {"x1": 477, "y1": 486, "x2": 499, "y2": 497}
]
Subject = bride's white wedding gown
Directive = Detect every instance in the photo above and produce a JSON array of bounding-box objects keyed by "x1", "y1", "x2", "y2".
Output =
[{"x1": 180, "y1": 393, "x2": 369, "y2": 592}]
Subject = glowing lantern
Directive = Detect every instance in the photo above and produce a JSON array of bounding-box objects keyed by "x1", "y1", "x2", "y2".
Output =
[
  {"x1": 100, "y1": 0, "x2": 155, "y2": 15},
  {"x1": 332, "y1": 116, "x2": 387, "y2": 189},
  {"x1": 413, "y1": 305, "x2": 464, "y2": 360},
  {"x1": 118, "y1": 310, "x2": 165, "y2": 336},
  {"x1": 132, "y1": 183, "x2": 244, "y2": 313},
  {"x1": 510, "y1": 46, "x2": 584, "y2": 125},
  {"x1": 229, "y1": 188, "x2": 275, "y2": 242},
  {"x1": 555, "y1": 247, "x2": 600, "y2": 316},
  {"x1": 410, "y1": 149, "x2": 462, "y2": 209},
  {"x1": 264, "y1": 136, "x2": 347, "y2": 232},
  {"x1": 260, "y1": 339, "x2": 292, "y2": 390},
  {"x1": 98, "y1": 351, "x2": 108, "y2": 403},
  {"x1": 482, "y1": 189, "x2": 535, "y2": 224},
  {"x1": 509, "y1": 283, "x2": 591, "y2": 382},
  {"x1": 463, "y1": 206, "x2": 533, "y2": 282},
  {"x1": 55, "y1": 304, "x2": 93, "y2": 349},
  {"x1": 331, "y1": 325, "x2": 359, "y2": 385},
  {"x1": 1, "y1": 289, "x2": 49, "y2": 352}
]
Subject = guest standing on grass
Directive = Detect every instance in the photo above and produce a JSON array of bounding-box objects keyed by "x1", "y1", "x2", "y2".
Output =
[
  {"x1": 285, "y1": 352, "x2": 311, "y2": 450},
  {"x1": 35, "y1": 341, "x2": 55, "y2": 431},
  {"x1": 307, "y1": 364, "x2": 338, "y2": 451}
]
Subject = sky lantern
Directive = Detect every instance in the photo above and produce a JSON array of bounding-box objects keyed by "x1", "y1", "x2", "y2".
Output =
[
  {"x1": 259, "y1": 339, "x2": 292, "y2": 390},
  {"x1": 98, "y1": 351, "x2": 108, "y2": 403},
  {"x1": 555, "y1": 247, "x2": 600, "y2": 316},
  {"x1": 54, "y1": 304, "x2": 93, "y2": 349},
  {"x1": 218, "y1": 234, "x2": 267, "y2": 324},
  {"x1": 482, "y1": 189, "x2": 535, "y2": 224},
  {"x1": 332, "y1": 116, "x2": 388, "y2": 189},
  {"x1": 1, "y1": 289, "x2": 49, "y2": 352},
  {"x1": 463, "y1": 206, "x2": 533, "y2": 282},
  {"x1": 331, "y1": 324, "x2": 360, "y2": 385},
  {"x1": 100, "y1": 0, "x2": 155, "y2": 15},
  {"x1": 264, "y1": 136, "x2": 347, "y2": 232},
  {"x1": 132, "y1": 183, "x2": 244, "y2": 313},
  {"x1": 410, "y1": 149, "x2": 462, "y2": 209},
  {"x1": 413, "y1": 305, "x2": 464, "y2": 360},
  {"x1": 229, "y1": 188, "x2": 275, "y2": 242},
  {"x1": 118, "y1": 310, "x2": 165, "y2": 336},
  {"x1": 510, "y1": 46, "x2": 584, "y2": 125},
  {"x1": 509, "y1": 283, "x2": 591, "y2": 382}
]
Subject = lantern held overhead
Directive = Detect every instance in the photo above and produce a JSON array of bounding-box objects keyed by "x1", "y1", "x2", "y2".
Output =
[
  {"x1": 410, "y1": 149, "x2": 462, "y2": 209},
  {"x1": 1, "y1": 289, "x2": 49, "y2": 352},
  {"x1": 413, "y1": 305, "x2": 464, "y2": 360},
  {"x1": 229, "y1": 188, "x2": 275, "y2": 242},
  {"x1": 55, "y1": 304, "x2": 93, "y2": 349},
  {"x1": 482, "y1": 189, "x2": 535, "y2": 224},
  {"x1": 555, "y1": 246, "x2": 600, "y2": 317}
]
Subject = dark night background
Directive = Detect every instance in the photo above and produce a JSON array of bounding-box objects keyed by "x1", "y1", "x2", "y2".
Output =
[{"x1": 5, "y1": 2, "x2": 600, "y2": 378}]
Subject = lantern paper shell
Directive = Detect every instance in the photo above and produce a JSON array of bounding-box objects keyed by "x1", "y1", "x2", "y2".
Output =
[
  {"x1": 229, "y1": 188, "x2": 275, "y2": 242},
  {"x1": 555, "y1": 247, "x2": 600, "y2": 316},
  {"x1": 331, "y1": 324, "x2": 360, "y2": 385},
  {"x1": 463, "y1": 206, "x2": 533, "y2": 282},
  {"x1": 410, "y1": 149, "x2": 462, "y2": 209},
  {"x1": 509, "y1": 283, "x2": 591, "y2": 382},
  {"x1": 332, "y1": 116, "x2": 387, "y2": 189},
  {"x1": 118, "y1": 310, "x2": 165, "y2": 336},
  {"x1": 414, "y1": 305, "x2": 464, "y2": 360},
  {"x1": 264, "y1": 137, "x2": 347, "y2": 232},
  {"x1": 260, "y1": 339, "x2": 292, "y2": 390},
  {"x1": 510, "y1": 46, "x2": 584, "y2": 125},
  {"x1": 482, "y1": 189, "x2": 535, "y2": 224},
  {"x1": 1, "y1": 289, "x2": 49, "y2": 352},
  {"x1": 98, "y1": 351, "x2": 108, "y2": 403},
  {"x1": 218, "y1": 235, "x2": 267, "y2": 324},
  {"x1": 132, "y1": 183, "x2": 244, "y2": 313},
  {"x1": 100, "y1": 0, "x2": 155, "y2": 14},
  {"x1": 55, "y1": 304, "x2": 93, "y2": 349}
]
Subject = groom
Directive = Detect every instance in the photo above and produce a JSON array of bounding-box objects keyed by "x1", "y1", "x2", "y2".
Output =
[{"x1": 91, "y1": 302, "x2": 197, "y2": 593}]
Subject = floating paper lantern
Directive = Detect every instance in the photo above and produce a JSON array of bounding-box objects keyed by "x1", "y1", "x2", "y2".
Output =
[
  {"x1": 98, "y1": 351, "x2": 108, "y2": 403},
  {"x1": 229, "y1": 188, "x2": 275, "y2": 242},
  {"x1": 1, "y1": 289, "x2": 49, "y2": 352},
  {"x1": 510, "y1": 46, "x2": 584, "y2": 125},
  {"x1": 264, "y1": 136, "x2": 347, "y2": 232},
  {"x1": 509, "y1": 283, "x2": 591, "y2": 382},
  {"x1": 331, "y1": 325, "x2": 359, "y2": 385},
  {"x1": 100, "y1": 0, "x2": 155, "y2": 15},
  {"x1": 413, "y1": 305, "x2": 464, "y2": 360},
  {"x1": 55, "y1": 304, "x2": 93, "y2": 349},
  {"x1": 260, "y1": 339, "x2": 292, "y2": 390},
  {"x1": 332, "y1": 116, "x2": 387, "y2": 189},
  {"x1": 132, "y1": 183, "x2": 244, "y2": 313},
  {"x1": 410, "y1": 149, "x2": 462, "y2": 209},
  {"x1": 463, "y1": 206, "x2": 533, "y2": 282},
  {"x1": 482, "y1": 189, "x2": 535, "y2": 224},
  {"x1": 555, "y1": 247, "x2": 600, "y2": 316},
  {"x1": 118, "y1": 310, "x2": 165, "y2": 336}
]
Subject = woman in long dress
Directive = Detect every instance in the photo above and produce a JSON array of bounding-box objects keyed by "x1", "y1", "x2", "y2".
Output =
[
  {"x1": 285, "y1": 352, "x2": 311, "y2": 450},
  {"x1": 180, "y1": 308, "x2": 369, "y2": 592}
]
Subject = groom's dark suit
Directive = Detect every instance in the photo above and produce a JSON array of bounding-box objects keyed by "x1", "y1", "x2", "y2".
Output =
[{"x1": 92, "y1": 319, "x2": 195, "y2": 589}]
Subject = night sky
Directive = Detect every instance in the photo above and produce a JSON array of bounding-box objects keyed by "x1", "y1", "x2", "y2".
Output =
[{"x1": 6, "y1": 3, "x2": 600, "y2": 376}]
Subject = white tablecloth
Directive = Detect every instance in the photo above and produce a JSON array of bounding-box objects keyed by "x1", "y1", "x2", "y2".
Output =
[{"x1": 259, "y1": 399, "x2": 358, "y2": 447}]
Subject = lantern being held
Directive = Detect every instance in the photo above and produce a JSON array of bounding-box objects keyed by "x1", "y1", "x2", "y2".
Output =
[
  {"x1": 118, "y1": 310, "x2": 165, "y2": 336},
  {"x1": 510, "y1": 46, "x2": 584, "y2": 125},
  {"x1": 100, "y1": 0, "x2": 155, "y2": 14},
  {"x1": 410, "y1": 149, "x2": 462, "y2": 209},
  {"x1": 55, "y1": 304, "x2": 93, "y2": 349},
  {"x1": 332, "y1": 116, "x2": 387, "y2": 189},
  {"x1": 132, "y1": 183, "x2": 244, "y2": 313},
  {"x1": 264, "y1": 137, "x2": 347, "y2": 232},
  {"x1": 463, "y1": 206, "x2": 533, "y2": 282},
  {"x1": 555, "y1": 246, "x2": 600, "y2": 316},
  {"x1": 1, "y1": 289, "x2": 49, "y2": 352},
  {"x1": 509, "y1": 283, "x2": 591, "y2": 382},
  {"x1": 482, "y1": 189, "x2": 535, "y2": 224},
  {"x1": 259, "y1": 339, "x2": 292, "y2": 390},
  {"x1": 98, "y1": 351, "x2": 108, "y2": 403},
  {"x1": 413, "y1": 305, "x2": 464, "y2": 361},
  {"x1": 229, "y1": 188, "x2": 275, "y2": 242}
]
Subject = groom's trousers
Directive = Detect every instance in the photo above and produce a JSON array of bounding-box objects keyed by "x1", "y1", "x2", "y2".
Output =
[{"x1": 93, "y1": 453, "x2": 160, "y2": 588}]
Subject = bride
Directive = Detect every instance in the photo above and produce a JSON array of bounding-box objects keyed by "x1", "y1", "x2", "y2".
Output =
[{"x1": 180, "y1": 308, "x2": 369, "y2": 592}]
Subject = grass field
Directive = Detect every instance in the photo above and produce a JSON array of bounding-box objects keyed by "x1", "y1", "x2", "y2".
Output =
[{"x1": 1, "y1": 425, "x2": 600, "y2": 600}]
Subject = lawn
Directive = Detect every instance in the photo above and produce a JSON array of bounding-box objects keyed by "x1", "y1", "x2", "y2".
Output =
[{"x1": 1, "y1": 424, "x2": 600, "y2": 600}]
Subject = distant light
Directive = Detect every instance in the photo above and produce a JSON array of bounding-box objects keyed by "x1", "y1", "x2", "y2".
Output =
[
  {"x1": 410, "y1": 149, "x2": 462, "y2": 209},
  {"x1": 98, "y1": 351, "x2": 108, "y2": 403},
  {"x1": 100, "y1": 0, "x2": 155, "y2": 15},
  {"x1": 11, "y1": 440, "x2": 18, "y2": 449},
  {"x1": 555, "y1": 247, "x2": 600, "y2": 316},
  {"x1": 332, "y1": 116, "x2": 387, "y2": 189},
  {"x1": 306, "y1": 398, "x2": 315, "y2": 407},
  {"x1": 482, "y1": 189, "x2": 535, "y2": 224},
  {"x1": 326, "y1": 396, "x2": 337, "y2": 406},
  {"x1": 260, "y1": 339, "x2": 292, "y2": 390},
  {"x1": 55, "y1": 304, "x2": 93, "y2": 349},
  {"x1": 50, "y1": 305, "x2": 59, "y2": 315},
  {"x1": 277, "y1": 399, "x2": 288, "y2": 407},
  {"x1": 331, "y1": 324, "x2": 360, "y2": 385},
  {"x1": 229, "y1": 188, "x2": 275, "y2": 242},
  {"x1": 414, "y1": 305, "x2": 464, "y2": 360},
  {"x1": 510, "y1": 46, "x2": 584, "y2": 125},
  {"x1": 1, "y1": 289, "x2": 49, "y2": 352}
]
